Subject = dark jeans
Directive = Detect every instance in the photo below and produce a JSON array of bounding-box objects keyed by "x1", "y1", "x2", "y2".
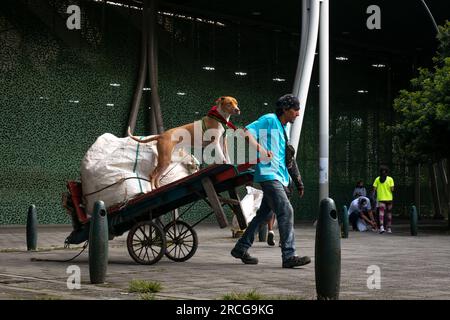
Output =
[{"x1": 233, "y1": 180, "x2": 296, "y2": 261}]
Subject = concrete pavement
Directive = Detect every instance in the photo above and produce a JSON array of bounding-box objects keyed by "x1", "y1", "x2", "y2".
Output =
[{"x1": 0, "y1": 221, "x2": 449, "y2": 300}]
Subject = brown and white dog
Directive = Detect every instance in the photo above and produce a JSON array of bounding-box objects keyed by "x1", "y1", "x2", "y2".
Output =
[{"x1": 128, "y1": 96, "x2": 240, "y2": 189}]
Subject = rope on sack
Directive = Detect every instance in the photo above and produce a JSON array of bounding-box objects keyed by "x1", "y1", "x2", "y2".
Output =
[
  {"x1": 82, "y1": 177, "x2": 151, "y2": 198},
  {"x1": 157, "y1": 153, "x2": 193, "y2": 184}
]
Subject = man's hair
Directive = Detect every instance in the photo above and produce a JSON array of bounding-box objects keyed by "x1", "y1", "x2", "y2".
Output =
[
  {"x1": 275, "y1": 94, "x2": 300, "y2": 116},
  {"x1": 379, "y1": 165, "x2": 389, "y2": 176},
  {"x1": 359, "y1": 197, "x2": 368, "y2": 206}
]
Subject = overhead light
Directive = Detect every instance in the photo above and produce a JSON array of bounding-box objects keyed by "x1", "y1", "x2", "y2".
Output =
[
  {"x1": 357, "y1": 90, "x2": 368, "y2": 94},
  {"x1": 143, "y1": 87, "x2": 151, "y2": 91},
  {"x1": 93, "y1": 0, "x2": 140, "y2": 10},
  {"x1": 109, "y1": 83, "x2": 120, "y2": 87},
  {"x1": 92, "y1": 1, "x2": 226, "y2": 27},
  {"x1": 177, "y1": 92, "x2": 186, "y2": 96},
  {"x1": 235, "y1": 71, "x2": 247, "y2": 76},
  {"x1": 202, "y1": 66, "x2": 215, "y2": 71},
  {"x1": 263, "y1": 103, "x2": 268, "y2": 106},
  {"x1": 106, "y1": 103, "x2": 114, "y2": 106},
  {"x1": 69, "y1": 100, "x2": 79, "y2": 103},
  {"x1": 371, "y1": 64, "x2": 386, "y2": 68},
  {"x1": 272, "y1": 78, "x2": 285, "y2": 82},
  {"x1": 335, "y1": 56, "x2": 348, "y2": 61}
]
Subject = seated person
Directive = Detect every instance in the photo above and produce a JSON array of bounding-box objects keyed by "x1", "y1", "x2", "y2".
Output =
[
  {"x1": 353, "y1": 180, "x2": 367, "y2": 199},
  {"x1": 347, "y1": 196, "x2": 378, "y2": 232}
]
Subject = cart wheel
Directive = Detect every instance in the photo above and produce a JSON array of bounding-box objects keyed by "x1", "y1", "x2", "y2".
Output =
[
  {"x1": 127, "y1": 221, "x2": 166, "y2": 265},
  {"x1": 164, "y1": 221, "x2": 198, "y2": 262}
]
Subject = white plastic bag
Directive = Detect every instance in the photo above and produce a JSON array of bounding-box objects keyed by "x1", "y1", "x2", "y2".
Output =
[
  {"x1": 357, "y1": 219, "x2": 368, "y2": 232},
  {"x1": 232, "y1": 186, "x2": 264, "y2": 231}
]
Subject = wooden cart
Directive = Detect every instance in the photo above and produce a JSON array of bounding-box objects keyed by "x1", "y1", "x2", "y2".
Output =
[{"x1": 62, "y1": 163, "x2": 254, "y2": 265}]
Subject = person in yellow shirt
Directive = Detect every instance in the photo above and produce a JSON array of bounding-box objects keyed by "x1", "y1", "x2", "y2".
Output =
[{"x1": 373, "y1": 166, "x2": 395, "y2": 234}]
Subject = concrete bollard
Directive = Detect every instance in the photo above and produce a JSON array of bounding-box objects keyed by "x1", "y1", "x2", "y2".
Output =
[
  {"x1": 315, "y1": 198, "x2": 341, "y2": 300},
  {"x1": 26, "y1": 205, "x2": 38, "y2": 251},
  {"x1": 410, "y1": 205, "x2": 418, "y2": 236},
  {"x1": 341, "y1": 205, "x2": 349, "y2": 239},
  {"x1": 89, "y1": 201, "x2": 109, "y2": 284}
]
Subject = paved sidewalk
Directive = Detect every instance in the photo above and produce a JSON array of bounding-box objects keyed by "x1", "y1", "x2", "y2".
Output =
[{"x1": 0, "y1": 221, "x2": 449, "y2": 300}]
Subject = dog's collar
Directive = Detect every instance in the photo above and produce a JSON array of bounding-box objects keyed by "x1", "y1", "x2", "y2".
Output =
[{"x1": 207, "y1": 106, "x2": 237, "y2": 130}]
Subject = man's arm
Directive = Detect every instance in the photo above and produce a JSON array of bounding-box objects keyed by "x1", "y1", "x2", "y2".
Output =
[
  {"x1": 288, "y1": 160, "x2": 304, "y2": 197},
  {"x1": 360, "y1": 210, "x2": 377, "y2": 228},
  {"x1": 240, "y1": 129, "x2": 273, "y2": 160}
]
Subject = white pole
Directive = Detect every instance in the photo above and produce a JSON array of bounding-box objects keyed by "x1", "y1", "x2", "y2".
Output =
[
  {"x1": 292, "y1": 0, "x2": 311, "y2": 97},
  {"x1": 290, "y1": 0, "x2": 320, "y2": 155},
  {"x1": 420, "y1": 0, "x2": 439, "y2": 33},
  {"x1": 319, "y1": 0, "x2": 329, "y2": 200}
]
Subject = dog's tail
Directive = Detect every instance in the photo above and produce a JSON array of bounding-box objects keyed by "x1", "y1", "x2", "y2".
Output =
[{"x1": 127, "y1": 126, "x2": 159, "y2": 143}]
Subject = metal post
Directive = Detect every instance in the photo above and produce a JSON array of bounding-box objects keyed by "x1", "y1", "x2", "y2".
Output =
[
  {"x1": 319, "y1": 0, "x2": 329, "y2": 200},
  {"x1": 127, "y1": 0, "x2": 148, "y2": 135},
  {"x1": 429, "y1": 162, "x2": 443, "y2": 219},
  {"x1": 26, "y1": 205, "x2": 38, "y2": 251},
  {"x1": 89, "y1": 201, "x2": 109, "y2": 284},
  {"x1": 290, "y1": 0, "x2": 320, "y2": 153},
  {"x1": 419, "y1": 0, "x2": 439, "y2": 34},
  {"x1": 341, "y1": 205, "x2": 349, "y2": 238},
  {"x1": 410, "y1": 205, "x2": 418, "y2": 236},
  {"x1": 414, "y1": 164, "x2": 421, "y2": 217},
  {"x1": 292, "y1": 0, "x2": 310, "y2": 99},
  {"x1": 148, "y1": 0, "x2": 164, "y2": 134},
  {"x1": 315, "y1": 198, "x2": 340, "y2": 300}
]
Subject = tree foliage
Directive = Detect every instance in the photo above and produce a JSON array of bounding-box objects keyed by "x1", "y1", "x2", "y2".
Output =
[{"x1": 390, "y1": 21, "x2": 450, "y2": 164}]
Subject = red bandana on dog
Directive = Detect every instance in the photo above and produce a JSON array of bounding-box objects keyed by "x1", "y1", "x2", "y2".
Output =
[{"x1": 207, "y1": 106, "x2": 237, "y2": 130}]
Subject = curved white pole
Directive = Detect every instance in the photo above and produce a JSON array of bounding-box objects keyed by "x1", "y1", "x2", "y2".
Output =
[
  {"x1": 319, "y1": 0, "x2": 329, "y2": 200},
  {"x1": 290, "y1": 0, "x2": 320, "y2": 154},
  {"x1": 292, "y1": 0, "x2": 310, "y2": 97},
  {"x1": 420, "y1": 0, "x2": 439, "y2": 33}
]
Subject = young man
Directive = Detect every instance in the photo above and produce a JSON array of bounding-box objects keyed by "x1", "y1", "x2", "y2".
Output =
[
  {"x1": 347, "y1": 196, "x2": 378, "y2": 232},
  {"x1": 231, "y1": 94, "x2": 310, "y2": 268}
]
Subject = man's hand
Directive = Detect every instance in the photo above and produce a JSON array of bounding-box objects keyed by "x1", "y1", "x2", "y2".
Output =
[
  {"x1": 298, "y1": 187, "x2": 304, "y2": 198},
  {"x1": 259, "y1": 149, "x2": 273, "y2": 163}
]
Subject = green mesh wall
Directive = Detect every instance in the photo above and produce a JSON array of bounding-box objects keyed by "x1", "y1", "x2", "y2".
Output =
[{"x1": 0, "y1": 1, "x2": 432, "y2": 225}]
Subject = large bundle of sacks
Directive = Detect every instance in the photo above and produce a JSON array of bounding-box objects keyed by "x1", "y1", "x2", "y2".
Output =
[{"x1": 80, "y1": 133, "x2": 199, "y2": 215}]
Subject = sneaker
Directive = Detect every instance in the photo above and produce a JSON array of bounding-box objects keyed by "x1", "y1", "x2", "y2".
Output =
[
  {"x1": 387, "y1": 228, "x2": 392, "y2": 234},
  {"x1": 231, "y1": 248, "x2": 258, "y2": 265},
  {"x1": 282, "y1": 256, "x2": 311, "y2": 268},
  {"x1": 379, "y1": 226, "x2": 385, "y2": 234},
  {"x1": 267, "y1": 231, "x2": 275, "y2": 246}
]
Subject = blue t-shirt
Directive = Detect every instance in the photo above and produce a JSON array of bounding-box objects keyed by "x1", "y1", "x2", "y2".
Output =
[{"x1": 246, "y1": 113, "x2": 289, "y2": 186}]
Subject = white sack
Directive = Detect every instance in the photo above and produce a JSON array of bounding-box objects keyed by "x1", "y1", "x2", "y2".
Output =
[{"x1": 81, "y1": 133, "x2": 198, "y2": 215}]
